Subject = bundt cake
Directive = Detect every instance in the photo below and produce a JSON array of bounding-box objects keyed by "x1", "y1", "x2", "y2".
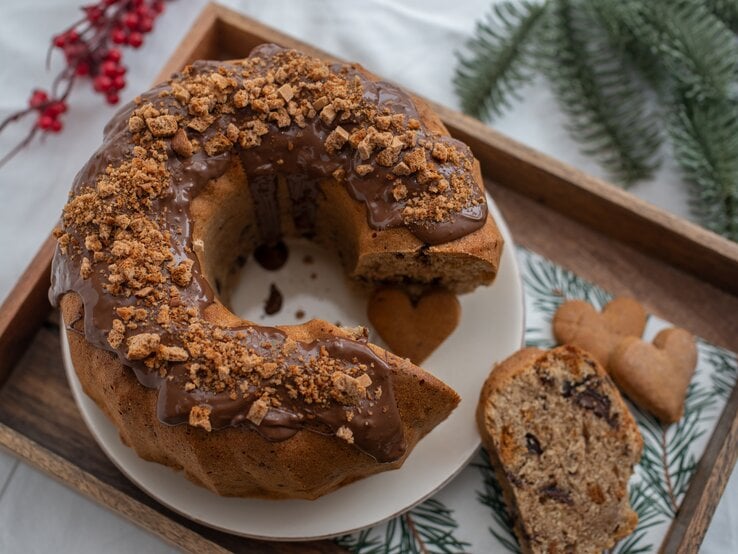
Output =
[{"x1": 51, "y1": 44, "x2": 504, "y2": 499}]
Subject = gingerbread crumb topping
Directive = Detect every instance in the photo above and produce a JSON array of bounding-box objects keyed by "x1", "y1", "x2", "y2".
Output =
[
  {"x1": 336, "y1": 425, "x2": 355, "y2": 444},
  {"x1": 189, "y1": 405, "x2": 212, "y2": 432}
]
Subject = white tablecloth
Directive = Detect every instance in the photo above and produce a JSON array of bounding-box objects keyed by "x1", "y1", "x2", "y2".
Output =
[{"x1": 0, "y1": 1, "x2": 734, "y2": 551}]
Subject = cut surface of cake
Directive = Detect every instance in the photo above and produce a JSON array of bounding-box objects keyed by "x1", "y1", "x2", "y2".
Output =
[{"x1": 477, "y1": 346, "x2": 643, "y2": 553}]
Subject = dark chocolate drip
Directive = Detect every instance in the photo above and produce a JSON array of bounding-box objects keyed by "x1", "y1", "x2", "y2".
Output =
[
  {"x1": 253, "y1": 241, "x2": 289, "y2": 271},
  {"x1": 286, "y1": 174, "x2": 321, "y2": 237},
  {"x1": 247, "y1": 172, "x2": 282, "y2": 245},
  {"x1": 49, "y1": 45, "x2": 484, "y2": 462},
  {"x1": 264, "y1": 283, "x2": 283, "y2": 315}
]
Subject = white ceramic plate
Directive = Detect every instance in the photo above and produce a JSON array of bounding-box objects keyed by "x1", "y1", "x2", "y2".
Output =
[{"x1": 62, "y1": 194, "x2": 524, "y2": 541}]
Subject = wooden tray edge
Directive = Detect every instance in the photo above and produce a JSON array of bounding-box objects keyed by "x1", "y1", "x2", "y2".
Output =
[
  {"x1": 661, "y1": 382, "x2": 738, "y2": 553},
  {"x1": 0, "y1": 423, "x2": 228, "y2": 553},
  {"x1": 0, "y1": 235, "x2": 55, "y2": 385}
]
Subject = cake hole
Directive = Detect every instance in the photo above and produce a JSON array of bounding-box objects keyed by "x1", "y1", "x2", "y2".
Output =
[
  {"x1": 189, "y1": 162, "x2": 374, "y2": 326},
  {"x1": 228, "y1": 238, "x2": 371, "y2": 325}
]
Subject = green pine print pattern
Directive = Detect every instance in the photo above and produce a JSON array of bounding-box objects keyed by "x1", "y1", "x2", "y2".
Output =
[{"x1": 336, "y1": 247, "x2": 737, "y2": 553}]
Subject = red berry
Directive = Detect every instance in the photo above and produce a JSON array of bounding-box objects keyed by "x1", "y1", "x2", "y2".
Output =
[
  {"x1": 64, "y1": 43, "x2": 85, "y2": 63},
  {"x1": 85, "y1": 6, "x2": 103, "y2": 23},
  {"x1": 29, "y1": 89, "x2": 48, "y2": 108},
  {"x1": 105, "y1": 48, "x2": 121, "y2": 62},
  {"x1": 102, "y1": 60, "x2": 119, "y2": 77},
  {"x1": 111, "y1": 28, "x2": 126, "y2": 44},
  {"x1": 63, "y1": 44, "x2": 76, "y2": 57},
  {"x1": 123, "y1": 12, "x2": 139, "y2": 30},
  {"x1": 112, "y1": 75, "x2": 126, "y2": 90},
  {"x1": 127, "y1": 32, "x2": 143, "y2": 48},
  {"x1": 38, "y1": 114, "x2": 54, "y2": 130},
  {"x1": 106, "y1": 92, "x2": 120, "y2": 105},
  {"x1": 93, "y1": 75, "x2": 112, "y2": 92},
  {"x1": 116, "y1": 65, "x2": 127, "y2": 76},
  {"x1": 45, "y1": 102, "x2": 67, "y2": 117},
  {"x1": 152, "y1": 1, "x2": 165, "y2": 14},
  {"x1": 138, "y1": 16, "x2": 153, "y2": 33},
  {"x1": 53, "y1": 34, "x2": 66, "y2": 48},
  {"x1": 67, "y1": 30, "x2": 79, "y2": 43},
  {"x1": 75, "y1": 61, "x2": 90, "y2": 76},
  {"x1": 50, "y1": 119, "x2": 63, "y2": 133}
]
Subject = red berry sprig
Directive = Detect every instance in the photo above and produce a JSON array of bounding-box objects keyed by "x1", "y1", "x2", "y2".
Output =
[
  {"x1": 30, "y1": 90, "x2": 67, "y2": 133},
  {"x1": 0, "y1": 0, "x2": 171, "y2": 168}
]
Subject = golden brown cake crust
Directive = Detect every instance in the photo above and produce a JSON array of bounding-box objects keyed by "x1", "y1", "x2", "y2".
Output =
[
  {"x1": 477, "y1": 346, "x2": 643, "y2": 553},
  {"x1": 49, "y1": 44, "x2": 504, "y2": 499},
  {"x1": 63, "y1": 293, "x2": 459, "y2": 499}
]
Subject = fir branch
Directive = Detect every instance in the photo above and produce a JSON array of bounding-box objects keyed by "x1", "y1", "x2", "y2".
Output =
[
  {"x1": 705, "y1": 0, "x2": 738, "y2": 33},
  {"x1": 454, "y1": 0, "x2": 738, "y2": 240},
  {"x1": 398, "y1": 499, "x2": 470, "y2": 554},
  {"x1": 699, "y1": 340, "x2": 738, "y2": 400},
  {"x1": 587, "y1": 0, "x2": 664, "y2": 86},
  {"x1": 659, "y1": 428, "x2": 679, "y2": 511},
  {"x1": 335, "y1": 528, "x2": 383, "y2": 554},
  {"x1": 337, "y1": 498, "x2": 469, "y2": 554},
  {"x1": 524, "y1": 326, "x2": 556, "y2": 349},
  {"x1": 454, "y1": 1, "x2": 548, "y2": 120},
  {"x1": 520, "y1": 248, "x2": 612, "y2": 318},
  {"x1": 669, "y1": 95, "x2": 738, "y2": 240},
  {"x1": 631, "y1": 376, "x2": 713, "y2": 518},
  {"x1": 539, "y1": 0, "x2": 662, "y2": 185},
  {"x1": 623, "y1": 2, "x2": 738, "y2": 101}
]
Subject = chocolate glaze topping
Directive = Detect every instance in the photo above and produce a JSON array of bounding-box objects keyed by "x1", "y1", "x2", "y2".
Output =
[{"x1": 50, "y1": 45, "x2": 485, "y2": 463}]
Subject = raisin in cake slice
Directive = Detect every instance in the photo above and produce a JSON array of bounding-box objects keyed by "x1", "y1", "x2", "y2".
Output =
[{"x1": 477, "y1": 346, "x2": 643, "y2": 554}]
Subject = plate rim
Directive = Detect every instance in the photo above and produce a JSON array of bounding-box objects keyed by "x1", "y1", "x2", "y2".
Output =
[{"x1": 61, "y1": 194, "x2": 525, "y2": 541}]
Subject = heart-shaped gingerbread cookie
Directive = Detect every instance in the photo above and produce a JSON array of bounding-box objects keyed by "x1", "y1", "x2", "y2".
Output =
[
  {"x1": 610, "y1": 328, "x2": 697, "y2": 423},
  {"x1": 553, "y1": 297, "x2": 647, "y2": 366},
  {"x1": 367, "y1": 287, "x2": 460, "y2": 365}
]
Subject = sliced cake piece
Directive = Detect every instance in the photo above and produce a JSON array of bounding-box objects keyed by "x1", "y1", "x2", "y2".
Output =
[{"x1": 477, "y1": 346, "x2": 643, "y2": 553}]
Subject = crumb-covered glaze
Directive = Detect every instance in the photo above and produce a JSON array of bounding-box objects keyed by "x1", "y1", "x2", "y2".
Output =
[{"x1": 50, "y1": 44, "x2": 487, "y2": 462}]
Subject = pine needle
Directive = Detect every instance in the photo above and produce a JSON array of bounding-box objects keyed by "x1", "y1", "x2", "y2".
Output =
[
  {"x1": 335, "y1": 528, "x2": 383, "y2": 554},
  {"x1": 454, "y1": 1, "x2": 548, "y2": 120},
  {"x1": 336, "y1": 498, "x2": 468, "y2": 553},
  {"x1": 539, "y1": 0, "x2": 662, "y2": 185},
  {"x1": 587, "y1": 0, "x2": 665, "y2": 86},
  {"x1": 705, "y1": 0, "x2": 738, "y2": 32},
  {"x1": 623, "y1": 1, "x2": 738, "y2": 101},
  {"x1": 670, "y1": 95, "x2": 738, "y2": 240},
  {"x1": 700, "y1": 340, "x2": 738, "y2": 400}
]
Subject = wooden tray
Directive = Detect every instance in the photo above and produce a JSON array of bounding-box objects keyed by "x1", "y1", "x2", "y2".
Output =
[{"x1": 1, "y1": 3, "x2": 737, "y2": 552}]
